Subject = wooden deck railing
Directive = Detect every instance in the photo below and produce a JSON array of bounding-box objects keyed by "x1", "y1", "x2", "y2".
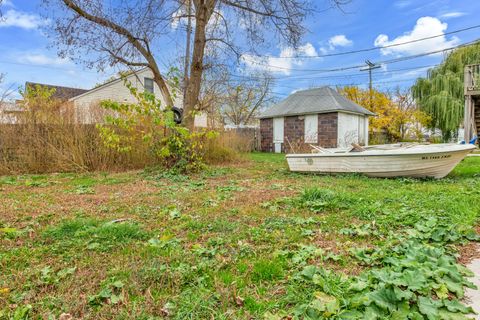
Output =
[{"x1": 465, "y1": 64, "x2": 480, "y2": 95}]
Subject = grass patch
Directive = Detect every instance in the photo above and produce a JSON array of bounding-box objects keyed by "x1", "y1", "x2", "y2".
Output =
[
  {"x1": 0, "y1": 155, "x2": 479, "y2": 319},
  {"x1": 43, "y1": 218, "x2": 149, "y2": 252},
  {"x1": 252, "y1": 258, "x2": 286, "y2": 282}
]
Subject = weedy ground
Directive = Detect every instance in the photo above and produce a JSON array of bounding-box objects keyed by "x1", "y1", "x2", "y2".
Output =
[{"x1": 1, "y1": 153, "x2": 479, "y2": 319}]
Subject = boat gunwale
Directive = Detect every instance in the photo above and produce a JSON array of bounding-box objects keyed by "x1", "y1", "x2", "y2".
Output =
[{"x1": 285, "y1": 145, "x2": 476, "y2": 158}]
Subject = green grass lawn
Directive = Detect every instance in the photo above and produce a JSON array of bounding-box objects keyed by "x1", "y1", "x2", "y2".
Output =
[{"x1": 1, "y1": 154, "x2": 479, "y2": 319}]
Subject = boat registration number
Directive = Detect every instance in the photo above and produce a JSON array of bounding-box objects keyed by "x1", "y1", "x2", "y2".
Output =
[{"x1": 421, "y1": 154, "x2": 451, "y2": 160}]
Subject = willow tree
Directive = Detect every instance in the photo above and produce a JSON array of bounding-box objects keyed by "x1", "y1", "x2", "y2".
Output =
[{"x1": 411, "y1": 42, "x2": 480, "y2": 141}]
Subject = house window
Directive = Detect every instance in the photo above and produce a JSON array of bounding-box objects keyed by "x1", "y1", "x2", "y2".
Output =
[
  {"x1": 144, "y1": 77, "x2": 154, "y2": 94},
  {"x1": 304, "y1": 114, "x2": 318, "y2": 143}
]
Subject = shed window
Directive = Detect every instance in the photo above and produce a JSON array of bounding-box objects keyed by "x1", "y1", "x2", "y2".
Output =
[
  {"x1": 304, "y1": 114, "x2": 318, "y2": 143},
  {"x1": 144, "y1": 77, "x2": 154, "y2": 94}
]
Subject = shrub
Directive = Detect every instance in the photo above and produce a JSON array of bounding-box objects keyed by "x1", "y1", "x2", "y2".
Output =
[{"x1": 98, "y1": 74, "x2": 220, "y2": 173}]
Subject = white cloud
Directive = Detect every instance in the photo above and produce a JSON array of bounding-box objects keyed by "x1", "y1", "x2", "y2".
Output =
[
  {"x1": 394, "y1": 0, "x2": 412, "y2": 8},
  {"x1": 328, "y1": 35, "x2": 353, "y2": 48},
  {"x1": 319, "y1": 34, "x2": 353, "y2": 54},
  {"x1": 383, "y1": 66, "x2": 431, "y2": 83},
  {"x1": 170, "y1": 6, "x2": 185, "y2": 30},
  {"x1": 171, "y1": 5, "x2": 223, "y2": 34},
  {"x1": 374, "y1": 16, "x2": 459, "y2": 56},
  {"x1": 18, "y1": 54, "x2": 70, "y2": 66},
  {"x1": 2, "y1": 0, "x2": 15, "y2": 7},
  {"x1": 0, "y1": 9, "x2": 49, "y2": 30},
  {"x1": 439, "y1": 12, "x2": 466, "y2": 19},
  {"x1": 241, "y1": 43, "x2": 318, "y2": 75}
]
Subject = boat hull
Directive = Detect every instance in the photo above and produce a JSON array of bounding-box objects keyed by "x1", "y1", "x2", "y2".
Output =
[{"x1": 286, "y1": 144, "x2": 476, "y2": 179}]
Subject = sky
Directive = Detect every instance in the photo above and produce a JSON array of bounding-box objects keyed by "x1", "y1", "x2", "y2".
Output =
[{"x1": 0, "y1": 0, "x2": 479, "y2": 100}]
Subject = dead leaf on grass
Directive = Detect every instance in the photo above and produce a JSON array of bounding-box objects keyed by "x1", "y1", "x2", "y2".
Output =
[
  {"x1": 59, "y1": 313, "x2": 73, "y2": 320},
  {"x1": 235, "y1": 296, "x2": 244, "y2": 306}
]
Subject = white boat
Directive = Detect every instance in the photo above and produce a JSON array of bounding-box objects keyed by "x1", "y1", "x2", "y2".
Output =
[{"x1": 286, "y1": 143, "x2": 477, "y2": 178}]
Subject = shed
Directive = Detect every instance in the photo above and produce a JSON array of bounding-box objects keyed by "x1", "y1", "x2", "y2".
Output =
[{"x1": 259, "y1": 87, "x2": 374, "y2": 153}]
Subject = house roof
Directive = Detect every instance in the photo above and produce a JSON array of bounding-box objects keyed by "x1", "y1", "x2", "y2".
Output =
[
  {"x1": 259, "y1": 86, "x2": 375, "y2": 119},
  {"x1": 26, "y1": 82, "x2": 89, "y2": 101},
  {"x1": 68, "y1": 67, "x2": 150, "y2": 101}
]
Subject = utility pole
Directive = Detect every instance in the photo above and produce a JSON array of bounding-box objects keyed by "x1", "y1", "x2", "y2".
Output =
[
  {"x1": 183, "y1": 0, "x2": 192, "y2": 110},
  {"x1": 360, "y1": 60, "x2": 381, "y2": 108}
]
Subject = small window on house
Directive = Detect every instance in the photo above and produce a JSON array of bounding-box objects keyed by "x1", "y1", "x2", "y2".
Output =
[
  {"x1": 144, "y1": 77, "x2": 154, "y2": 94},
  {"x1": 304, "y1": 114, "x2": 318, "y2": 143}
]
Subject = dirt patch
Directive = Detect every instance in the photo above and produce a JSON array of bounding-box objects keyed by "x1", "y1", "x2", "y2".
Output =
[{"x1": 458, "y1": 225, "x2": 480, "y2": 265}]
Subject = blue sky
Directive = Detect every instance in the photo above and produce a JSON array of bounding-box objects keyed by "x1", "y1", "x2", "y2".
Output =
[{"x1": 0, "y1": 0, "x2": 479, "y2": 100}]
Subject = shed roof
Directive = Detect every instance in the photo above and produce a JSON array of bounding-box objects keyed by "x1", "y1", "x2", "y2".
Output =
[{"x1": 259, "y1": 86, "x2": 375, "y2": 119}]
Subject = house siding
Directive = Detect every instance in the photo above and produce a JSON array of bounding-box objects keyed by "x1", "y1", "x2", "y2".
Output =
[{"x1": 71, "y1": 69, "x2": 181, "y2": 124}]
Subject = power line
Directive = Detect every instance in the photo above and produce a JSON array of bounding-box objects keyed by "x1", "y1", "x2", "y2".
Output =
[
  {"x1": 243, "y1": 39, "x2": 480, "y2": 72},
  {"x1": 0, "y1": 60, "x2": 104, "y2": 74},
  {"x1": 227, "y1": 64, "x2": 438, "y2": 81},
  {"x1": 269, "y1": 81, "x2": 415, "y2": 98},
  {"x1": 271, "y1": 78, "x2": 418, "y2": 93},
  {"x1": 244, "y1": 24, "x2": 480, "y2": 59}
]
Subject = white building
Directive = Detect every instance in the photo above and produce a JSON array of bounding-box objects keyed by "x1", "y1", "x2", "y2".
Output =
[
  {"x1": 0, "y1": 101, "x2": 23, "y2": 124},
  {"x1": 69, "y1": 68, "x2": 186, "y2": 124},
  {"x1": 259, "y1": 87, "x2": 374, "y2": 153},
  {"x1": 25, "y1": 68, "x2": 207, "y2": 127}
]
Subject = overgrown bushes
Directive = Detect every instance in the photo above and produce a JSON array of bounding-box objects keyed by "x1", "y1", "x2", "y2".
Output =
[
  {"x1": 0, "y1": 123, "x2": 152, "y2": 175},
  {"x1": 0, "y1": 85, "x2": 150, "y2": 174},
  {"x1": 0, "y1": 82, "x2": 242, "y2": 175}
]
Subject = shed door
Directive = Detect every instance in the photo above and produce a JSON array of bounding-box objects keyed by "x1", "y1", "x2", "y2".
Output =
[
  {"x1": 273, "y1": 117, "x2": 284, "y2": 143},
  {"x1": 304, "y1": 114, "x2": 318, "y2": 143},
  {"x1": 273, "y1": 117, "x2": 284, "y2": 153}
]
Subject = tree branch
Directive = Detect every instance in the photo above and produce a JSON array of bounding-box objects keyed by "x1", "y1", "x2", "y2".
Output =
[
  {"x1": 220, "y1": 0, "x2": 286, "y2": 18},
  {"x1": 206, "y1": 38, "x2": 241, "y2": 58},
  {"x1": 61, "y1": 0, "x2": 174, "y2": 106},
  {"x1": 102, "y1": 47, "x2": 149, "y2": 67}
]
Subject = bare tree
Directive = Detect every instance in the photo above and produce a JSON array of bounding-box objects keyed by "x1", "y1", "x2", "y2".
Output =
[
  {"x1": 42, "y1": 0, "x2": 348, "y2": 129},
  {"x1": 392, "y1": 88, "x2": 414, "y2": 140},
  {"x1": 0, "y1": 73, "x2": 15, "y2": 104},
  {"x1": 222, "y1": 73, "x2": 273, "y2": 126}
]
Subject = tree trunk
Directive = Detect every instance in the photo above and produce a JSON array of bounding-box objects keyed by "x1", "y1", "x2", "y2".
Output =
[
  {"x1": 152, "y1": 72, "x2": 174, "y2": 109},
  {"x1": 183, "y1": 0, "x2": 215, "y2": 130}
]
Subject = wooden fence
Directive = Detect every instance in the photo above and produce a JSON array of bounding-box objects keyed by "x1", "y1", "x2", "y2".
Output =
[{"x1": 221, "y1": 127, "x2": 261, "y2": 152}]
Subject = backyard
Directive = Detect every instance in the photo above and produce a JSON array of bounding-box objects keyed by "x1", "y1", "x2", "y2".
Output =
[{"x1": 1, "y1": 153, "x2": 480, "y2": 319}]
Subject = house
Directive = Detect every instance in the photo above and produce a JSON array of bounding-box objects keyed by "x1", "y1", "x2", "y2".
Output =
[
  {"x1": 0, "y1": 101, "x2": 23, "y2": 124},
  {"x1": 464, "y1": 64, "x2": 480, "y2": 143},
  {"x1": 26, "y1": 82, "x2": 89, "y2": 101},
  {"x1": 68, "y1": 67, "x2": 186, "y2": 124},
  {"x1": 24, "y1": 68, "x2": 207, "y2": 127},
  {"x1": 259, "y1": 87, "x2": 374, "y2": 153}
]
